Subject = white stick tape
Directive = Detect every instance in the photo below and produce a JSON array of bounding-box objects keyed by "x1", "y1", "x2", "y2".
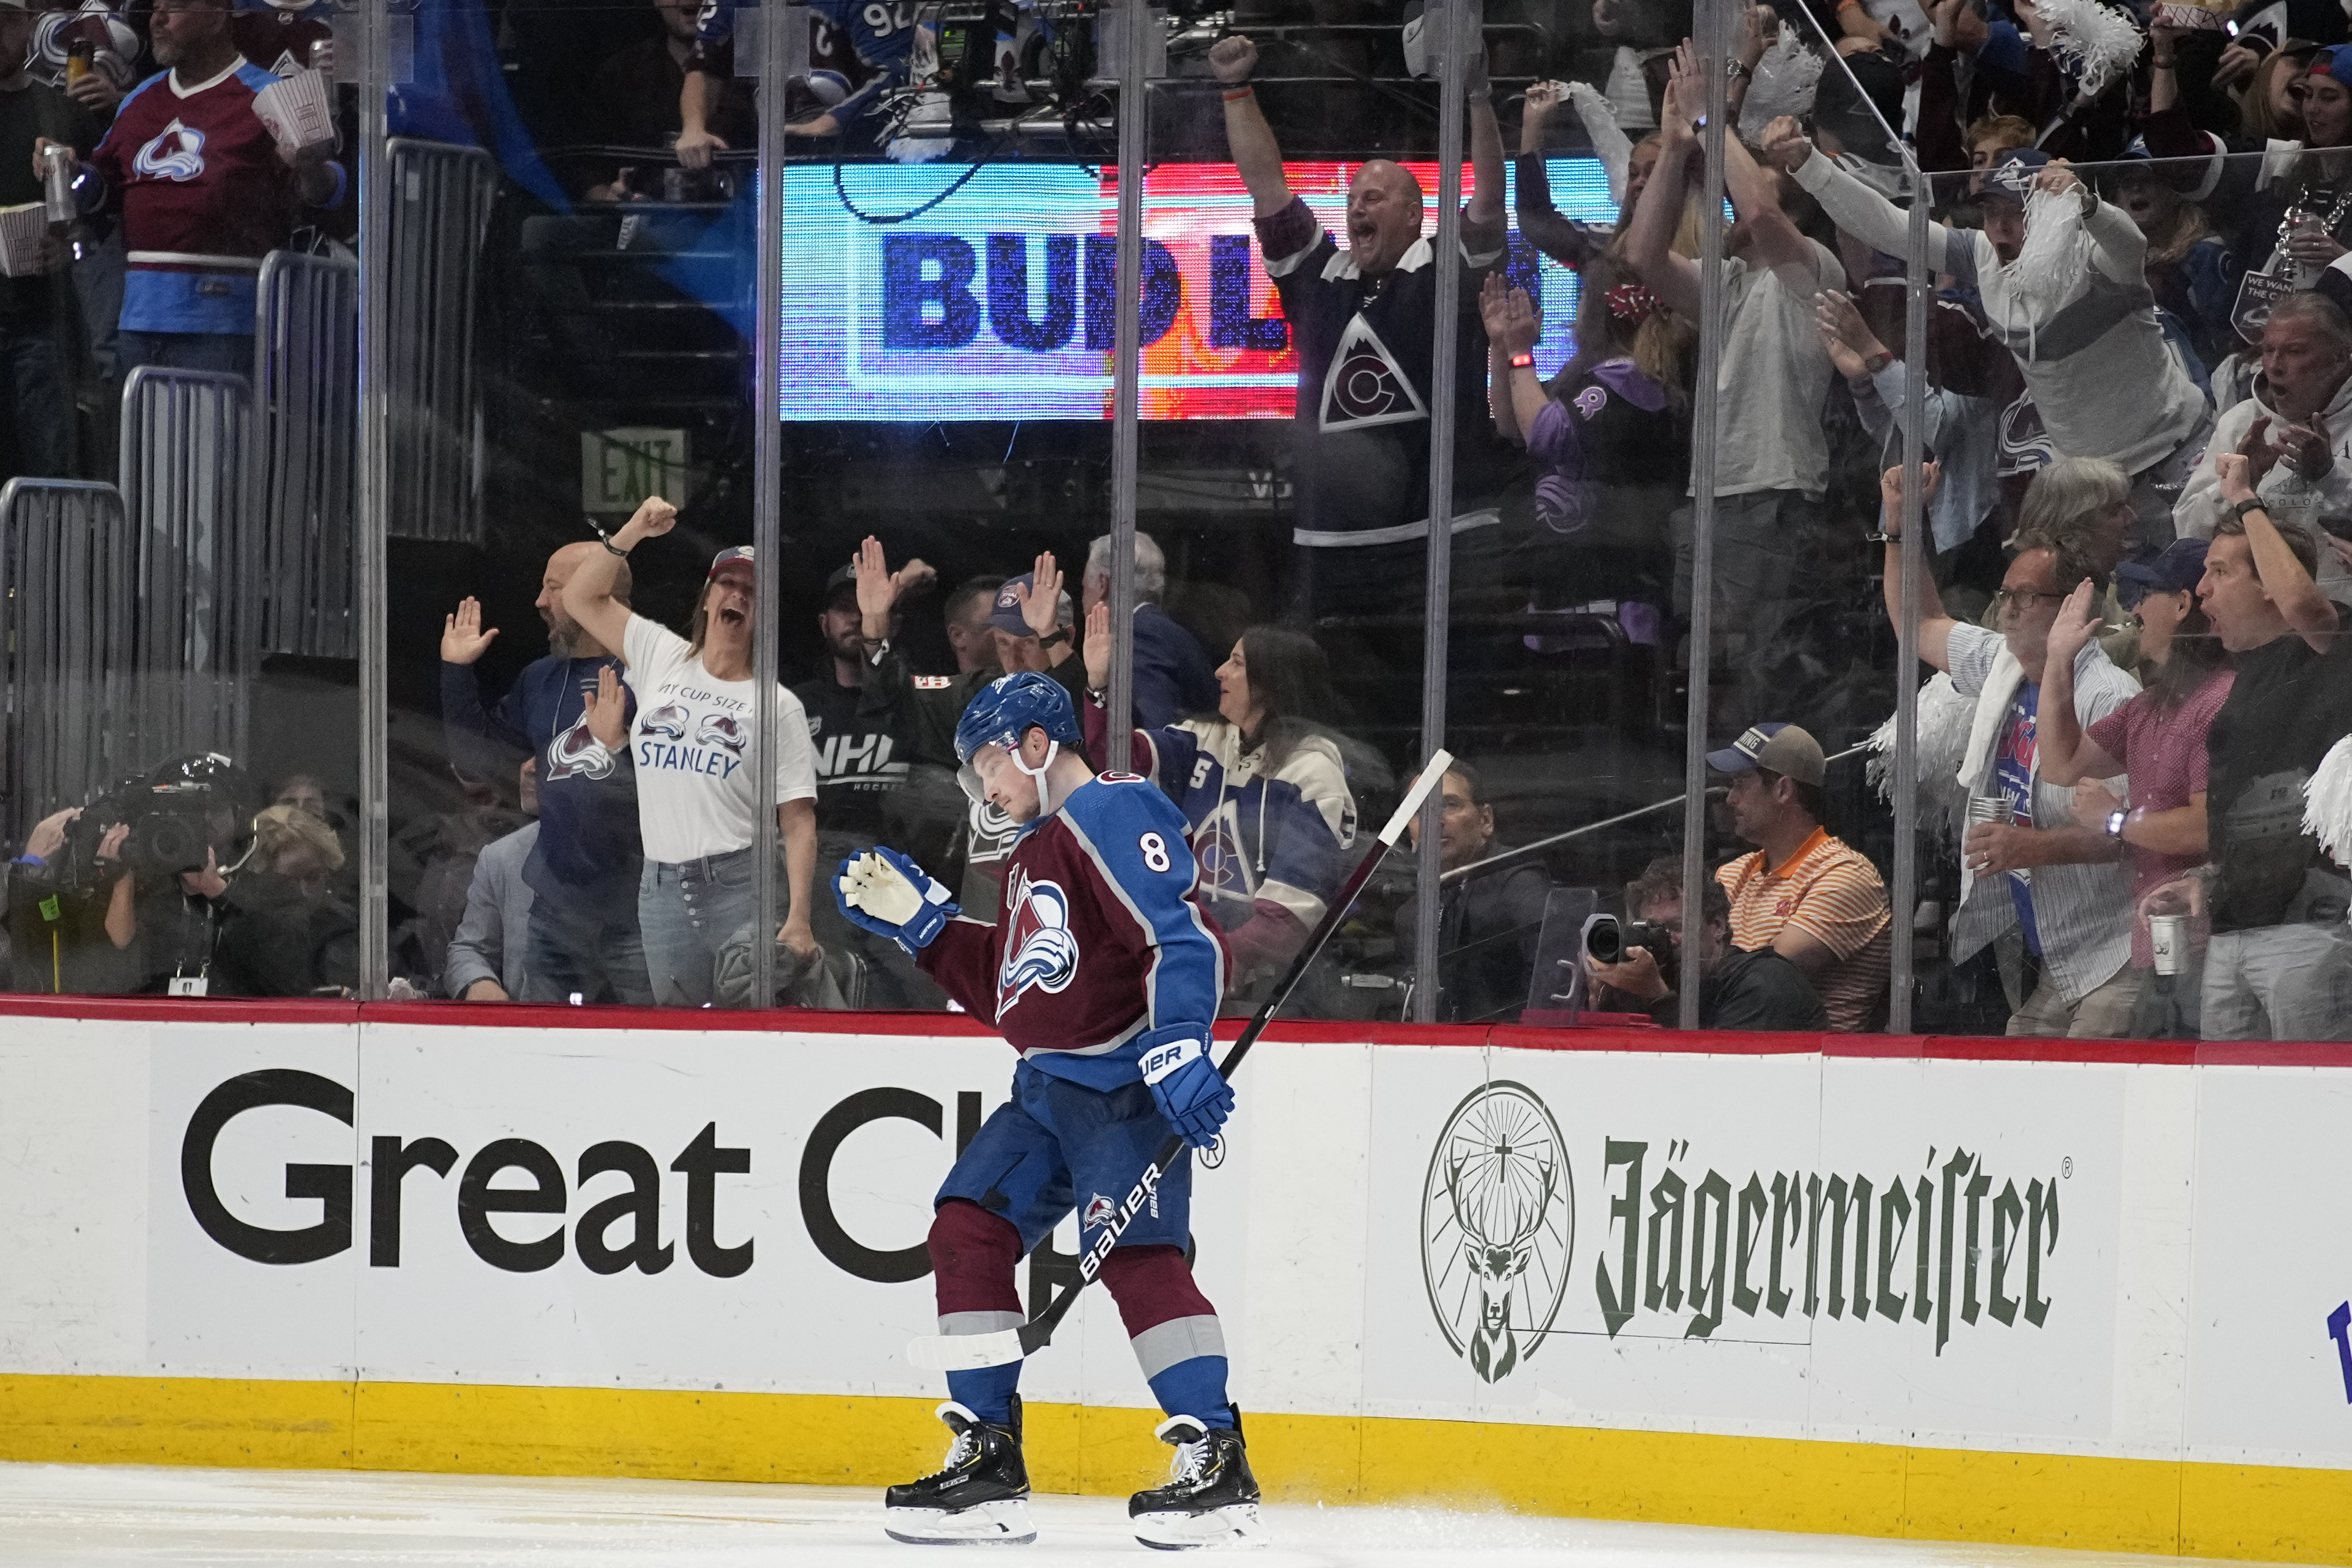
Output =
[{"x1": 1377, "y1": 748, "x2": 1454, "y2": 847}]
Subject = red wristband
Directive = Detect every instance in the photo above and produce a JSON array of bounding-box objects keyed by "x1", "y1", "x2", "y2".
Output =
[
  {"x1": 1222, "y1": 85, "x2": 1254, "y2": 102},
  {"x1": 1509, "y1": 352, "x2": 1536, "y2": 369}
]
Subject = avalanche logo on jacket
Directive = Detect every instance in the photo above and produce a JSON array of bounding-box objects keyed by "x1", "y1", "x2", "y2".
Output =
[
  {"x1": 133, "y1": 119, "x2": 206, "y2": 182},
  {"x1": 996, "y1": 866, "x2": 1079, "y2": 1020},
  {"x1": 545, "y1": 708, "x2": 618, "y2": 782}
]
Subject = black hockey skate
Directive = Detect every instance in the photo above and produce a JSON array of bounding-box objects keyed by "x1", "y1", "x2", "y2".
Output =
[
  {"x1": 883, "y1": 1396, "x2": 1034, "y2": 1545},
  {"x1": 1128, "y1": 1412, "x2": 1268, "y2": 1550}
]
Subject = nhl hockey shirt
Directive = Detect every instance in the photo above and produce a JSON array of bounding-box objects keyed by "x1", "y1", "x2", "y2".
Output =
[
  {"x1": 917, "y1": 773, "x2": 1226, "y2": 1091},
  {"x1": 83, "y1": 57, "x2": 346, "y2": 335}
]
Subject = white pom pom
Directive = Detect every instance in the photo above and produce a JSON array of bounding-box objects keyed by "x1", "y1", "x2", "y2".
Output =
[
  {"x1": 1865, "y1": 674, "x2": 1977, "y2": 843},
  {"x1": 2302, "y1": 734, "x2": 2352, "y2": 864},
  {"x1": 1738, "y1": 33, "x2": 1825, "y2": 139},
  {"x1": 2035, "y1": 0, "x2": 2145, "y2": 100}
]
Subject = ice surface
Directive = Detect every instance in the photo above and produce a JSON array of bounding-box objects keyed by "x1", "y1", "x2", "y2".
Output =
[{"x1": 0, "y1": 1462, "x2": 2259, "y2": 1567}]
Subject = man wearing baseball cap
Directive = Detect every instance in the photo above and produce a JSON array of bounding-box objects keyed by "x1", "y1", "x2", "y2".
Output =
[{"x1": 1707, "y1": 723, "x2": 1893, "y2": 1033}]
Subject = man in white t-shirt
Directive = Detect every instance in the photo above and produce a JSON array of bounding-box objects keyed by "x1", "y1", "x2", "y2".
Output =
[{"x1": 562, "y1": 498, "x2": 822, "y2": 1007}]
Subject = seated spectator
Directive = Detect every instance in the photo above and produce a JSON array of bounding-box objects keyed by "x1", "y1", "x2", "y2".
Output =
[
  {"x1": 1877, "y1": 461, "x2": 2144, "y2": 1037},
  {"x1": 2176, "y1": 294, "x2": 2352, "y2": 601},
  {"x1": 1768, "y1": 127, "x2": 2210, "y2": 532},
  {"x1": 1584, "y1": 856, "x2": 1827, "y2": 1032},
  {"x1": 1078, "y1": 607, "x2": 1357, "y2": 1002},
  {"x1": 1480, "y1": 251, "x2": 1685, "y2": 604},
  {"x1": 2038, "y1": 541, "x2": 2233, "y2": 1035},
  {"x1": 1079, "y1": 531, "x2": 1216, "y2": 730},
  {"x1": 562, "y1": 499, "x2": 821, "y2": 1009},
  {"x1": 443, "y1": 762, "x2": 540, "y2": 1002},
  {"x1": 2146, "y1": 462, "x2": 2352, "y2": 1040},
  {"x1": 1, "y1": 1, "x2": 101, "y2": 481},
  {"x1": 1706, "y1": 723, "x2": 1893, "y2": 1033},
  {"x1": 33, "y1": 0, "x2": 346, "y2": 381},
  {"x1": 676, "y1": 0, "x2": 912, "y2": 164},
  {"x1": 1393, "y1": 762, "x2": 1552, "y2": 1024},
  {"x1": 211, "y1": 803, "x2": 358, "y2": 997}
]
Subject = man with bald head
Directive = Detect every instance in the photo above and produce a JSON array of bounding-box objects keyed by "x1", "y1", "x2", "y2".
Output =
[
  {"x1": 439, "y1": 541, "x2": 654, "y2": 1004},
  {"x1": 1212, "y1": 31, "x2": 1510, "y2": 649}
]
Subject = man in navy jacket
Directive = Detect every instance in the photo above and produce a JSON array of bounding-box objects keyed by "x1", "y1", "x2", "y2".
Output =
[{"x1": 440, "y1": 543, "x2": 652, "y2": 1004}]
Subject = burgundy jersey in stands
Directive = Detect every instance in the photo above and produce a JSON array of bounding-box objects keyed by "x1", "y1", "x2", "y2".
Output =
[
  {"x1": 86, "y1": 57, "x2": 345, "y2": 334},
  {"x1": 916, "y1": 774, "x2": 1227, "y2": 1092}
]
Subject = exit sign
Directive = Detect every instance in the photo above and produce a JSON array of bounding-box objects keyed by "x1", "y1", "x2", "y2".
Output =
[{"x1": 582, "y1": 428, "x2": 691, "y2": 514}]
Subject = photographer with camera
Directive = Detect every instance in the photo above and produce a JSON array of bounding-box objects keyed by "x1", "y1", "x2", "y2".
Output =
[
  {"x1": 1583, "y1": 856, "x2": 1826, "y2": 1031},
  {"x1": 8, "y1": 754, "x2": 263, "y2": 996},
  {"x1": 7, "y1": 806, "x2": 135, "y2": 993}
]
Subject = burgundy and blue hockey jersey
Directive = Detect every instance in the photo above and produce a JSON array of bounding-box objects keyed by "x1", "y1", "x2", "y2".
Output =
[
  {"x1": 84, "y1": 57, "x2": 346, "y2": 334},
  {"x1": 917, "y1": 773, "x2": 1227, "y2": 1091},
  {"x1": 689, "y1": 0, "x2": 917, "y2": 123}
]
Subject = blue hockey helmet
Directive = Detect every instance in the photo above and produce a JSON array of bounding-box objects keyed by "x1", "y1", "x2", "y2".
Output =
[
  {"x1": 955, "y1": 672, "x2": 1083, "y2": 818},
  {"x1": 954, "y1": 671, "x2": 1080, "y2": 766}
]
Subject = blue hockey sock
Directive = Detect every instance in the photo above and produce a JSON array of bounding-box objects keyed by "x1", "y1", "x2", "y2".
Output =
[
  {"x1": 1146, "y1": 1354, "x2": 1234, "y2": 1433},
  {"x1": 945, "y1": 1361, "x2": 1023, "y2": 1427}
]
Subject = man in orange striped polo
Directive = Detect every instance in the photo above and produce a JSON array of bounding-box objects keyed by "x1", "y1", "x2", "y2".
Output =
[{"x1": 1708, "y1": 724, "x2": 1893, "y2": 1033}]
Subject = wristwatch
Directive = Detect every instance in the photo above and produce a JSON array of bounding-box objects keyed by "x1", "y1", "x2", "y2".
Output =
[
  {"x1": 2105, "y1": 807, "x2": 2128, "y2": 840},
  {"x1": 1862, "y1": 349, "x2": 1892, "y2": 375},
  {"x1": 2230, "y1": 496, "x2": 2271, "y2": 524},
  {"x1": 1039, "y1": 628, "x2": 1071, "y2": 651},
  {"x1": 1725, "y1": 59, "x2": 1752, "y2": 81}
]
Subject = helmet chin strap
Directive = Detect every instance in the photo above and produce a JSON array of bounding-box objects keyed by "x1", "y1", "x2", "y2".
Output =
[{"x1": 1017, "y1": 737, "x2": 1060, "y2": 817}]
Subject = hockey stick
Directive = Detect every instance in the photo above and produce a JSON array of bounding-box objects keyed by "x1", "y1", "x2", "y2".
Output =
[{"x1": 906, "y1": 749, "x2": 1454, "y2": 1374}]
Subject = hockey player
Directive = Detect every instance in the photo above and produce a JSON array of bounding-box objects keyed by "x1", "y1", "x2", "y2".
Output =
[{"x1": 834, "y1": 671, "x2": 1265, "y2": 1550}]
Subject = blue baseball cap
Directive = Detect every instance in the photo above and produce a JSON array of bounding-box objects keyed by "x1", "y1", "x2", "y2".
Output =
[
  {"x1": 2116, "y1": 538, "x2": 2209, "y2": 608},
  {"x1": 984, "y1": 573, "x2": 1073, "y2": 636},
  {"x1": 1982, "y1": 147, "x2": 2053, "y2": 205}
]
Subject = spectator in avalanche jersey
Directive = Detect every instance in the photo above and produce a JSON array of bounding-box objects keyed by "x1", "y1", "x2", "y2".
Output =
[
  {"x1": 439, "y1": 544, "x2": 652, "y2": 1007},
  {"x1": 33, "y1": 0, "x2": 344, "y2": 382},
  {"x1": 1077, "y1": 609, "x2": 1358, "y2": 1006},
  {"x1": 675, "y1": 0, "x2": 918, "y2": 167}
]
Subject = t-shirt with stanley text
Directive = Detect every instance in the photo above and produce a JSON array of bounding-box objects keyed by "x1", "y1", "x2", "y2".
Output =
[{"x1": 621, "y1": 616, "x2": 817, "y2": 864}]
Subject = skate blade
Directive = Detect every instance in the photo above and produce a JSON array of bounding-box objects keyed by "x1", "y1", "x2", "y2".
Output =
[
  {"x1": 883, "y1": 1497, "x2": 1036, "y2": 1545},
  {"x1": 1132, "y1": 1503, "x2": 1269, "y2": 1551}
]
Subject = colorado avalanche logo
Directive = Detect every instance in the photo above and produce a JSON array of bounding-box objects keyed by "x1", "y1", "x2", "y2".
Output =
[
  {"x1": 639, "y1": 701, "x2": 688, "y2": 741},
  {"x1": 133, "y1": 119, "x2": 206, "y2": 183},
  {"x1": 545, "y1": 709, "x2": 616, "y2": 782},
  {"x1": 696, "y1": 712, "x2": 747, "y2": 755},
  {"x1": 1190, "y1": 801, "x2": 1255, "y2": 905},
  {"x1": 994, "y1": 869, "x2": 1079, "y2": 1020},
  {"x1": 1319, "y1": 313, "x2": 1428, "y2": 433}
]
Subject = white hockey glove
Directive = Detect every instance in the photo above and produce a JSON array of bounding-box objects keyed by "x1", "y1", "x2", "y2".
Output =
[{"x1": 835, "y1": 847, "x2": 958, "y2": 950}]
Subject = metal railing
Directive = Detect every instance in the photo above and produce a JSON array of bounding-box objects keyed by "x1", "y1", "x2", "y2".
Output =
[
  {"x1": 256, "y1": 250, "x2": 359, "y2": 658},
  {"x1": 0, "y1": 480, "x2": 137, "y2": 844},
  {"x1": 118, "y1": 366, "x2": 256, "y2": 783},
  {"x1": 386, "y1": 138, "x2": 497, "y2": 544}
]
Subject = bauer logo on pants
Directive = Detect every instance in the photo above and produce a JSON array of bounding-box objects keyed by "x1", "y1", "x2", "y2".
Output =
[{"x1": 1419, "y1": 1082, "x2": 1573, "y2": 1384}]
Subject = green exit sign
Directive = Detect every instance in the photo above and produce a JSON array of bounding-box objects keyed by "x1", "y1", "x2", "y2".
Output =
[{"x1": 582, "y1": 428, "x2": 691, "y2": 514}]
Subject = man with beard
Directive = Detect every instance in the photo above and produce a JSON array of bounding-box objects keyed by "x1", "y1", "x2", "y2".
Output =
[
  {"x1": 2175, "y1": 292, "x2": 2352, "y2": 603},
  {"x1": 439, "y1": 543, "x2": 651, "y2": 1005},
  {"x1": 794, "y1": 559, "x2": 944, "y2": 1006},
  {"x1": 31, "y1": 0, "x2": 344, "y2": 380},
  {"x1": 1765, "y1": 128, "x2": 2210, "y2": 543}
]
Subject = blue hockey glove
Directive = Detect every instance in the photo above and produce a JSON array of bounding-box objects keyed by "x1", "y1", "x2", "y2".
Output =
[
  {"x1": 834, "y1": 846, "x2": 959, "y2": 951},
  {"x1": 1138, "y1": 1026, "x2": 1232, "y2": 1151}
]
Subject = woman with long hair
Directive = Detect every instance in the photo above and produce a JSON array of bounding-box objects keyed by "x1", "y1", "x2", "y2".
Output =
[
  {"x1": 563, "y1": 497, "x2": 821, "y2": 1007},
  {"x1": 2037, "y1": 541, "x2": 2234, "y2": 1031},
  {"x1": 1480, "y1": 251, "x2": 1689, "y2": 600},
  {"x1": 1077, "y1": 610, "x2": 1358, "y2": 1002}
]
